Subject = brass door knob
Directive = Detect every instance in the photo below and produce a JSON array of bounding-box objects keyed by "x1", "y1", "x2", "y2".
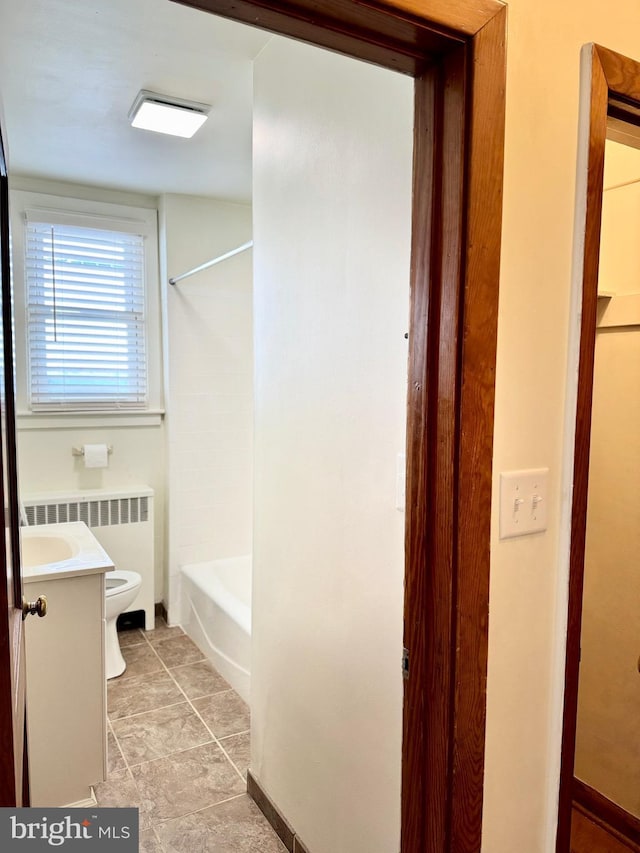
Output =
[{"x1": 22, "y1": 595, "x2": 47, "y2": 620}]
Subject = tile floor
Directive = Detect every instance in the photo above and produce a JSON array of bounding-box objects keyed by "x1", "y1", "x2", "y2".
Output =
[{"x1": 96, "y1": 619, "x2": 285, "y2": 853}]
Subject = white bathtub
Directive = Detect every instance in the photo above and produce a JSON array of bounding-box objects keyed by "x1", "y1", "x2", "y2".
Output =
[{"x1": 180, "y1": 556, "x2": 251, "y2": 703}]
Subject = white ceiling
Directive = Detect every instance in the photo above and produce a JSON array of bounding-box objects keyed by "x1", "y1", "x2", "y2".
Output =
[{"x1": 0, "y1": 0, "x2": 272, "y2": 202}]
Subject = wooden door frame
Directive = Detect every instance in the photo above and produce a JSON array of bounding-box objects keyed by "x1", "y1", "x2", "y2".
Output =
[
  {"x1": 0, "y1": 112, "x2": 27, "y2": 806},
  {"x1": 174, "y1": 2, "x2": 507, "y2": 851},
  {"x1": 557, "y1": 43, "x2": 640, "y2": 853}
]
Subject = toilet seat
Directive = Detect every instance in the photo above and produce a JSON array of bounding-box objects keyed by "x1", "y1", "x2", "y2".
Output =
[{"x1": 106, "y1": 571, "x2": 140, "y2": 595}]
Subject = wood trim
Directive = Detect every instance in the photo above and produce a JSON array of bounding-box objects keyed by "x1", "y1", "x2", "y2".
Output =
[
  {"x1": 573, "y1": 779, "x2": 640, "y2": 849},
  {"x1": 451, "y1": 9, "x2": 506, "y2": 849},
  {"x1": 292, "y1": 837, "x2": 311, "y2": 853},
  {"x1": 572, "y1": 806, "x2": 640, "y2": 853},
  {"x1": 0, "y1": 112, "x2": 25, "y2": 807},
  {"x1": 173, "y1": 0, "x2": 453, "y2": 76},
  {"x1": 556, "y1": 42, "x2": 608, "y2": 853},
  {"x1": 431, "y1": 45, "x2": 467, "y2": 852},
  {"x1": 403, "y1": 33, "x2": 485, "y2": 851},
  {"x1": 173, "y1": 2, "x2": 507, "y2": 851},
  {"x1": 247, "y1": 770, "x2": 300, "y2": 853},
  {"x1": 401, "y1": 57, "x2": 437, "y2": 853},
  {"x1": 247, "y1": 771, "x2": 313, "y2": 852},
  {"x1": 557, "y1": 43, "x2": 640, "y2": 853},
  {"x1": 405, "y1": 11, "x2": 506, "y2": 851},
  {"x1": 172, "y1": 0, "x2": 504, "y2": 76},
  {"x1": 381, "y1": 0, "x2": 505, "y2": 37},
  {"x1": 595, "y1": 44, "x2": 640, "y2": 105},
  {"x1": 175, "y1": 0, "x2": 505, "y2": 42}
]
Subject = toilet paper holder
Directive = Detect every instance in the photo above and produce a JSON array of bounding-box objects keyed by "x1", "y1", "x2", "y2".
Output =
[{"x1": 71, "y1": 445, "x2": 113, "y2": 457}]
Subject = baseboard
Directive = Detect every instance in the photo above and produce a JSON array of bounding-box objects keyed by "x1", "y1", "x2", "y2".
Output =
[
  {"x1": 573, "y1": 777, "x2": 640, "y2": 850},
  {"x1": 247, "y1": 771, "x2": 311, "y2": 853},
  {"x1": 293, "y1": 835, "x2": 311, "y2": 853},
  {"x1": 293, "y1": 836, "x2": 311, "y2": 853}
]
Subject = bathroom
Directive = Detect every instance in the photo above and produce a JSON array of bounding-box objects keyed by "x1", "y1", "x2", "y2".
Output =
[
  {"x1": 8, "y1": 1, "x2": 640, "y2": 852},
  {"x1": 0, "y1": 0, "x2": 411, "y2": 850}
]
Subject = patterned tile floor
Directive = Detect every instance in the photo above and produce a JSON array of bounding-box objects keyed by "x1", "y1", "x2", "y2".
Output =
[{"x1": 96, "y1": 619, "x2": 285, "y2": 852}]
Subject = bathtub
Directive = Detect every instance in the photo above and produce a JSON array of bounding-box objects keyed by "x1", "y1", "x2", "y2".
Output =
[{"x1": 180, "y1": 556, "x2": 251, "y2": 703}]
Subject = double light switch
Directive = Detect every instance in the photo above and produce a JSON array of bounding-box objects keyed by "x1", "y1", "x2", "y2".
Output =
[{"x1": 499, "y1": 468, "x2": 549, "y2": 539}]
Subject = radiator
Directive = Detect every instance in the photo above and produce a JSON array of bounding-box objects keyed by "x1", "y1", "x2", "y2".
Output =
[{"x1": 22, "y1": 486, "x2": 155, "y2": 631}]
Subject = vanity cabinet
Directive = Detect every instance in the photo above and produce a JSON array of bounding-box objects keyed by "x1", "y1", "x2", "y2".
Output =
[{"x1": 22, "y1": 522, "x2": 113, "y2": 807}]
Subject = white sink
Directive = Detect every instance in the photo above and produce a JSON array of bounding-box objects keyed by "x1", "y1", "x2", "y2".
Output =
[
  {"x1": 21, "y1": 535, "x2": 78, "y2": 569},
  {"x1": 20, "y1": 522, "x2": 114, "y2": 581}
]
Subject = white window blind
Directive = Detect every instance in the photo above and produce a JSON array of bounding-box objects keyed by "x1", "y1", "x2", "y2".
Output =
[{"x1": 25, "y1": 219, "x2": 148, "y2": 411}]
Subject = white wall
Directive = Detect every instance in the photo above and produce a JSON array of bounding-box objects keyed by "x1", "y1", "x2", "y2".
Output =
[
  {"x1": 160, "y1": 194, "x2": 253, "y2": 625},
  {"x1": 252, "y1": 36, "x2": 412, "y2": 853},
  {"x1": 483, "y1": 2, "x2": 640, "y2": 851}
]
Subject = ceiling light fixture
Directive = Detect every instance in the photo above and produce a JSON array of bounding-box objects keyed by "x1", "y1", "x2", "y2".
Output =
[{"x1": 128, "y1": 90, "x2": 211, "y2": 139}]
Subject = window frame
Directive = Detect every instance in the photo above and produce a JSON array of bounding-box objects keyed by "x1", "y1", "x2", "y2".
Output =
[{"x1": 10, "y1": 189, "x2": 163, "y2": 425}]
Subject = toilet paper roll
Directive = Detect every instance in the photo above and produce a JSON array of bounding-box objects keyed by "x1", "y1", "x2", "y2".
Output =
[{"x1": 83, "y1": 444, "x2": 109, "y2": 469}]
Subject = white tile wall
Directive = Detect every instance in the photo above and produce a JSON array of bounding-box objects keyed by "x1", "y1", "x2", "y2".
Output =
[{"x1": 160, "y1": 194, "x2": 253, "y2": 624}]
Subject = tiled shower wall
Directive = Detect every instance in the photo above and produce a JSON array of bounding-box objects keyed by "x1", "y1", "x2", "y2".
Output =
[{"x1": 160, "y1": 195, "x2": 253, "y2": 623}]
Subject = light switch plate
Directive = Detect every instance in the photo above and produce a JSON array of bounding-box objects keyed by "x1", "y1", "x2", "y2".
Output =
[{"x1": 499, "y1": 468, "x2": 549, "y2": 539}]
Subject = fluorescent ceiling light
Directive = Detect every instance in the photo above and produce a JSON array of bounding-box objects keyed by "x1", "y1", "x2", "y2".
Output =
[{"x1": 128, "y1": 90, "x2": 211, "y2": 138}]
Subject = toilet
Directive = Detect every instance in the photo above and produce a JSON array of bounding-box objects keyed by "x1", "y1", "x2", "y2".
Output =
[{"x1": 105, "y1": 570, "x2": 142, "y2": 679}]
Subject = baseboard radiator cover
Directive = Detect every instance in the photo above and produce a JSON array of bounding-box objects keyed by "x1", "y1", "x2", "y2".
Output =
[{"x1": 22, "y1": 486, "x2": 155, "y2": 630}]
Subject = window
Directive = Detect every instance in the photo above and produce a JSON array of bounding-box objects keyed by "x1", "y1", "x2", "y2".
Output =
[
  {"x1": 10, "y1": 191, "x2": 162, "y2": 420},
  {"x1": 25, "y1": 217, "x2": 147, "y2": 410}
]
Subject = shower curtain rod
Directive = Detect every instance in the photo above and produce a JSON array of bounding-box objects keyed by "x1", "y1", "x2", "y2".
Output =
[{"x1": 168, "y1": 240, "x2": 253, "y2": 285}]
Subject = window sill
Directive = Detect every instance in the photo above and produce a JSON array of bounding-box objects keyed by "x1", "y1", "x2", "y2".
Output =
[{"x1": 16, "y1": 410, "x2": 165, "y2": 430}]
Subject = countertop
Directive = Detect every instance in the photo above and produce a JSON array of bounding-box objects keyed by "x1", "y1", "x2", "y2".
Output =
[{"x1": 21, "y1": 521, "x2": 115, "y2": 583}]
